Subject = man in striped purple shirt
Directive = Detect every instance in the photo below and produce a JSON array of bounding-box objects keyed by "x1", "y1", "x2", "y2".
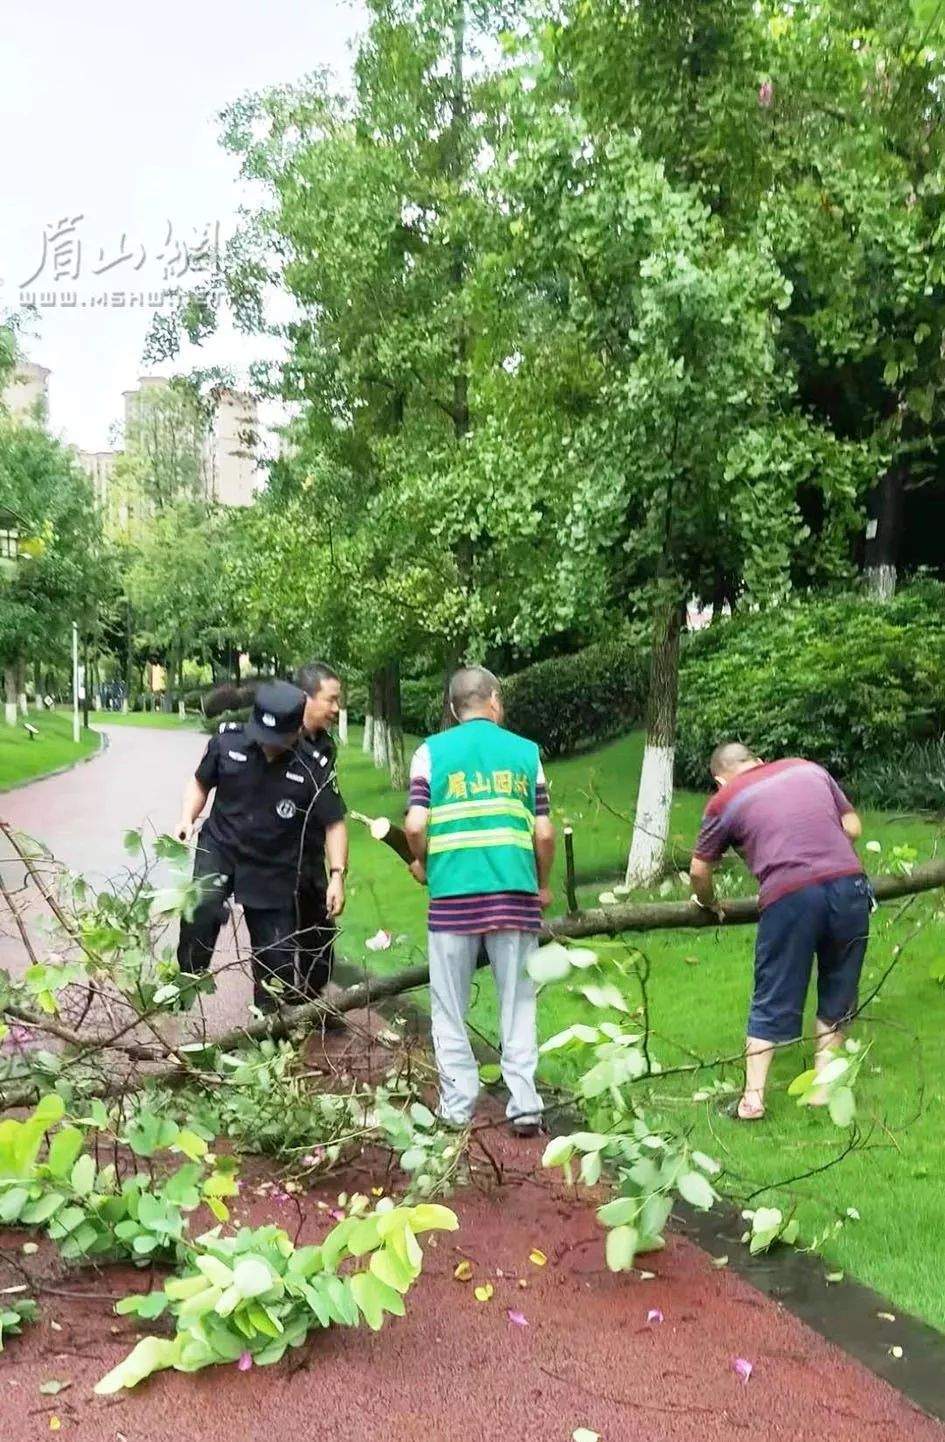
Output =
[
  {"x1": 690, "y1": 743, "x2": 869, "y2": 1121},
  {"x1": 404, "y1": 667, "x2": 555, "y2": 1134}
]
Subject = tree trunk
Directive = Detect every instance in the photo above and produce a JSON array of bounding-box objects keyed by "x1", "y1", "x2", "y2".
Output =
[
  {"x1": 625, "y1": 591, "x2": 683, "y2": 888},
  {"x1": 3, "y1": 664, "x2": 17, "y2": 727},
  {"x1": 363, "y1": 712, "x2": 374, "y2": 753},
  {"x1": 384, "y1": 661, "x2": 407, "y2": 789},
  {"x1": 864, "y1": 463, "x2": 903, "y2": 600},
  {"x1": 371, "y1": 668, "x2": 389, "y2": 770},
  {"x1": 16, "y1": 659, "x2": 27, "y2": 716},
  {"x1": 337, "y1": 707, "x2": 349, "y2": 746}
]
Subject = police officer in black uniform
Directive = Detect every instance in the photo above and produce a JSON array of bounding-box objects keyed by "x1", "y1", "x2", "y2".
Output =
[
  {"x1": 294, "y1": 661, "x2": 348, "y2": 997},
  {"x1": 175, "y1": 679, "x2": 343, "y2": 1011}
]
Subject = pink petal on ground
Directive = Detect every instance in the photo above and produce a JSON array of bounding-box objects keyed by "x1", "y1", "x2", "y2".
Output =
[
  {"x1": 329, "y1": 1208, "x2": 346, "y2": 1221},
  {"x1": 507, "y1": 1310, "x2": 529, "y2": 1327},
  {"x1": 646, "y1": 1308, "x2": 664, "y2": 1325},
  {"x1": 365, "y1": 930, "x2": 393, "y2": 952},
  {"x1": 237, "y1": 1351, "x2": 253, "y2": 1371},
  {"x1": 732, "y1": 1357, "x2": 753, "y2": 1383}
]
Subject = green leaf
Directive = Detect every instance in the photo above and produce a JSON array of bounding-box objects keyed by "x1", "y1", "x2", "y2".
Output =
[
  {"x1": 70, "y1": 1154, "x2": 96, "y2": 1197},
  {"x1": 115, "y1": 1291, "x2": 169, "y2": 1320},
  {"x1": 828, "y1": 1085, "x2": 855, "y2": 1128},
  {"x1": 174, "y1": 1129, "x2": 208, "y2": 1161},
  {"x1": 526, "y1": 942, "x2": 573, "y2": 985},
  {"x1": 787, "y1": 1068, "x2": 817, "y2": 1098},
  {"x1": 46, "y1": 1128, "x2": 84, "y2": 1180},
  {"x1": 232, "y1": 1257, "x2": 275, "y2": 1299},
  {"x1": 478, "y1": 1063, "x2": 502, "y2": 1086},
  {"x1": 95, "y1": 1335, "x2": 182, "y2": 1394},
  {"x1": 677, "y1": 1171, "x2": 715, "y2": 1210},
  {"x1": 0, "y1": 1187, "x2": 30, "y2": 1223},
  {"x1": 123, "y1": 829, "x2": 143, "y2": 854},
  {"x1": 579, "y1": 982, "x2": 629, "y2": 1012},
  {"x1": 596, "y1": 1196, "x2": 638, "y2": 1227},
  {"x1": 350, "y1": 1271, "x2": 405, "y2": 1330},
  {"x1": 605, "y1": 1225, "x2": 638, "y2": 1272}
]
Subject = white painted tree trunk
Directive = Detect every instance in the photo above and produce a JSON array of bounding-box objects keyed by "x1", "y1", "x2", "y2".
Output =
[
  {"x1": 18, "y1": 692, "x2": 28, "y2": 716},
  {"x1": 337, "y1": 707, "x2": 349, "y2": 746},
  {"x1": 3, "y1": 665, "x2": 17, "y2": 727},
  {"x1": 625, "y1": 588, "x2": 683, "y2": 889},
  {"x1": 864, "y1": 564, "x2": 897, "y2": 601},
  {"x1": 122, "y1": 697, "x2": 130, "y2": 714},
  {"x1": 363, "y1": 713, "x2": 374, "y2": 752},
  {"x1": 372, "y1": 714, "x2": 390, "y2": 770},
  {"x1": 624, "y1": 743, "x2": 675, "y2": 887}
]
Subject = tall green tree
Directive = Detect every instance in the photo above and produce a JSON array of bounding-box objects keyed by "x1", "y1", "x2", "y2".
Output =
[{"x1": 0, "y1": 419, "x2": 105, "y2": 723}]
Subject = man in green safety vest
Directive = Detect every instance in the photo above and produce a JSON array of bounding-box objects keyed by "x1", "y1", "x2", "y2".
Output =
[{"x1": 404, "y1": 666, "x2": 556, "y2": 1135}]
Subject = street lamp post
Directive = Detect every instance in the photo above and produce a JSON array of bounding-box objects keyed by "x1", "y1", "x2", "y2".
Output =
[{"x1": 72, "y1": 622, "x2": 80, "y2": 744}]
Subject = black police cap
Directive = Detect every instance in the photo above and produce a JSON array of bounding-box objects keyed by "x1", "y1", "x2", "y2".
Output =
[{"x1": 245, "y1": 680, "x2": 306, "y2": 747}]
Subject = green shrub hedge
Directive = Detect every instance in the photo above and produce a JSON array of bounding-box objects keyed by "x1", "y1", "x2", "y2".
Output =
[
  {"x1": 502, "y1": 634, "x2": 647, "y2": 757},
  {"x1": 676, "y1": 581, "x2": 945, "y2": 792}
]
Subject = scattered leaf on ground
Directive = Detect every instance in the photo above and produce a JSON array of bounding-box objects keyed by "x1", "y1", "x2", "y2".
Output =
[
  {"x1": 646, "y1": 1309, "x2": 663, "y2": 1325},
  {"x1": 528, "y1": 1249, "x2": 547, "y2": 1267},
  {"x1": 49, "y1": 1421, "x2": 61, "y2": 1433},
  {"x1": 22, "y1": 1243, "x2": 38, "y2": 1255},
  {"x1": 877, "y1": 1311, "x2": 896, "y2": 1322},
  {"x1": 711, "y1": 1256, "x2": 728, "y2": 1269},
  {"x1": 474, "y1": 1283, "x2": 494, "y2": 1303},
  {"x1": 453, "y1": 1261, "x2": 473, "y2": 1282},
  {"x1": 732, "y1": 1357, "x2": 753, "y2": 1383},
  {"x1": 39, "y1": 1381, "x2": 71, "y2": 1396},
  {"x1": 572, "y1": 1430, "x2": 601, "y2": 1442},
  {"x1": 637, "y1": 1270, "x2": 656, "y2": 1280},
  {"x1": 507, "y1": 1309, "x2": 529, "y2": 1327},
  {"x1": 825, "y1": 1271, "x2": 844, "y2": 1283},
  {"x1": 889, "y1": 1345, "x2": 903, "y2": 1359}
]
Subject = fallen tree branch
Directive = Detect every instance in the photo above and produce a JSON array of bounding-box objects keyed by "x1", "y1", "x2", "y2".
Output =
[
  {"x1": 538, "y1": 858, "x2": 945, "y2": 941},
  {"x1": 3, "y1": 858, "x2": 942, "y2": 1111}
]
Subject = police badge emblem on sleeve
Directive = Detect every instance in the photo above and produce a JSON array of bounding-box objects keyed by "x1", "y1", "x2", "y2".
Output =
[{"x1": 276, "y1": 798, "x2": 297, "y2": 819}]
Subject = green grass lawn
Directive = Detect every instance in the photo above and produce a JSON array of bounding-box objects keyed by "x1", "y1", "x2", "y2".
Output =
[
  {"x1": 88, "y1": 709, "x2": 203, "y2": 730},
  {"x1": 337, "y1": 727, "x2": 945, "y2": 1329},
  {"x1": 0, "y1": 711, "x2": 99, "y2": 790}
]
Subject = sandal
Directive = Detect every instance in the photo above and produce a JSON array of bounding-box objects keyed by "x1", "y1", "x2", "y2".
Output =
[{"x1": 721, "y1": 1091, "x2": 765, "y2": 1121}]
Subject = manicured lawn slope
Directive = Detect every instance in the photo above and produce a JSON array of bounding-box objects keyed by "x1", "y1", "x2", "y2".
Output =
[
  {"x1": 336, "y1": 727, "x2": 945, "y2": 1328},
  {"x1": 0, "y1": 711, "x2": 99, "y2": 790}
]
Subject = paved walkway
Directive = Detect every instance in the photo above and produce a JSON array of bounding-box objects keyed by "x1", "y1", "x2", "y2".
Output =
[{"x1": 0, "y1": 731, "x2": 943, "y2": 1440}]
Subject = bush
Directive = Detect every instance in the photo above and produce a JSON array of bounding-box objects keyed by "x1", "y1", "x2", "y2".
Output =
[
  {"x1": 502, "y1": 633, "x2": 648, "y2": 758},
  {"x1": 200, "y1": 707, "x2": 250, "y2": 735},
  {"x1": 400, "y1": 676, "x2": 443, "y2": 735},
  {"x1": 851, "y1": 738, "x2": 945, "y2": 814},
  {"x1": 676, "y1": 581, "x2": 945, "y2": 790}
]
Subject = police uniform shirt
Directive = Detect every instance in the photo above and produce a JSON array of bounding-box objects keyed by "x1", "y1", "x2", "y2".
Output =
[
  {"x1": 194, "y1": 723, "x2": 343, "y2": 909},
  {"x1": 298, "y1": 728, "x2": 346, "y2": 877}
]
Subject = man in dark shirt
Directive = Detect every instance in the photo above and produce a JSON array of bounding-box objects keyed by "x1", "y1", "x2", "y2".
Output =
[
  {"x1": 175, "y1": 680, "x2": 344, "y2": 1011},
  {"x1": 294, "y1": 661, "x2": 348, "y2": 997},
  {"x1": 690, "y1": 743, "x2": 869, "y2": 1121}
]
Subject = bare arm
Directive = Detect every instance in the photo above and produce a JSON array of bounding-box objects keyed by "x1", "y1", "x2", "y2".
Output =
[
  {"x1": 689, "y1": 855, "x2": 723, "y2": 920},
  {"x1": 324, "y1": 819, "x2": 349, "y2": 918},
  {"x1": 841, "y1": 810, "x2": 862, "y2": 841},
  {"x1": 177, "y1": 777, "x2": 209, "y2": 842},
  {"x1": 533, "y1": 815, "x2": 556, "y2": 908}
]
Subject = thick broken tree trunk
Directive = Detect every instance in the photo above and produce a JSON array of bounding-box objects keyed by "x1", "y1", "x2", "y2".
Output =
[
  {"x1": 864, "y1": 463, "x2": 904, "y2": 600},
  {"x1": 625, "y1": 590, "x2": 683, "y2": 888}
]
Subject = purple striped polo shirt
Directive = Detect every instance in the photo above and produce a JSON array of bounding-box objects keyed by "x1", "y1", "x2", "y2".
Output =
[
  {"x1": 693, "y1": 757, "x2": 862, "y2": 910},
  {"x1": 408, "y1": 761, "x2": 550, "y2": 935}
]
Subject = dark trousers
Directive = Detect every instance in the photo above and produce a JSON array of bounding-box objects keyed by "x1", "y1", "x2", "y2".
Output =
[
  {"x1": 750, "y1": 874, "x2": 872, "y2": 1044},
  {"x1": 296, "y1": 875, "x2": 336, "y2": 998},
  {"x1": 176, "y1": 834, "x2": 302, "y2": 1011}
]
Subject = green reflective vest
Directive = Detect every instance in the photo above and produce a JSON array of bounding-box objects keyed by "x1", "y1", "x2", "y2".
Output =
[{"x1": 425, "y1": 718, "x2": 540, "y2": 899}]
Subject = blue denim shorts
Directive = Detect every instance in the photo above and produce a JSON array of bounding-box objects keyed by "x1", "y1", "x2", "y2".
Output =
[{"x1": 749, "y1": 875, "x2": 872, "y2": 1044}]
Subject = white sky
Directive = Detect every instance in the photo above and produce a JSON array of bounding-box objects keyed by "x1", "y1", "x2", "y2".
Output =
[{"x1": 1, "y1": 0, "x2": 363, "y2": 453}]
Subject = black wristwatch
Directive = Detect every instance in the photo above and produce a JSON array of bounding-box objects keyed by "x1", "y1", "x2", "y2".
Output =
[{"x1": 329, "y1": 867, "x2": 347, "y2": 878}]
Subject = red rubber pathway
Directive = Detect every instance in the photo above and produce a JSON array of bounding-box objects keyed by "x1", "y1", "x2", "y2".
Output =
[{"x1": 0, "y1": 729, "x2": 942, "y2": 1441}]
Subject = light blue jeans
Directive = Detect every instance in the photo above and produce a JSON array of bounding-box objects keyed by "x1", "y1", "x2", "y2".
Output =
[{"x1": 428, "y1": 930, "x2": 543, "y2": 1127}]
